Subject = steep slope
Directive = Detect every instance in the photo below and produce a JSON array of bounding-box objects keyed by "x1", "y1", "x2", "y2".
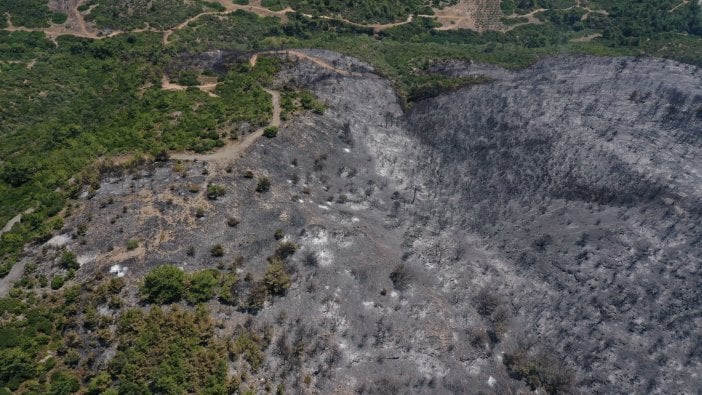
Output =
[{"x1": 11, "y1": 51, "x2": 701, "y2": 393}]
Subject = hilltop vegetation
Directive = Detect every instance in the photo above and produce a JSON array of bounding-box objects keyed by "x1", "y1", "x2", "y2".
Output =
[{"x1": 0, "y1": 0, "x2": 66, "y2": 28}]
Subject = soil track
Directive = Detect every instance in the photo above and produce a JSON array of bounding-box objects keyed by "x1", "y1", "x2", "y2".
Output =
[
  {"x1": 262, "y1": 50, "x2": 367, "y2": 77},
  {"x1": 160, "y1": 76, "x2": 220, "y2": 97},
  {"x1": 170, "y1": 88, "x2": 280, "y2": 165}
]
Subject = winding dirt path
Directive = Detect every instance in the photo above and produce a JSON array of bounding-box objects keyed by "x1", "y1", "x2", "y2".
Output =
[
  {"x1": 264, "y1": 49, "x2": 366, "y2": 77},
  {"x1": 1, "y1": 213, "x2": 23, "y2": 237},
  {"x1": 0, "y1": 207, "x2": 35, "y2": 297},
  {"x1": 170, "y1": 88, "x2": 280, "y2": 164},
  {"x1": 161, "y1": 76, "x2": 220, "y2": 97}
]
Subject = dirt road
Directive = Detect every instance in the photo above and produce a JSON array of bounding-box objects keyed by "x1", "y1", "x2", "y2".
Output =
[{"x1": 170, "y1": 88, "x2": 280, "y2": 164}]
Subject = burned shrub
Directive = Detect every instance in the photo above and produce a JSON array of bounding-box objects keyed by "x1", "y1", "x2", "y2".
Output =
[
  {"x1": 474, "y1": 288, "x2": 501, "y2": 317},
  {"x1": 503, "y1": 351, "x2": 574, "y2": 394},
  {"x1": 389, "y1": 264, "x2": 412, "y2": 291}
]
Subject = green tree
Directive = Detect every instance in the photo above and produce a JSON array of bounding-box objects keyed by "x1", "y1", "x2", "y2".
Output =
[
  {"x1": 207, "y1": 184, "x2": 226, "y2": 200},
  {"x1": 263, "y1": 126, "x2": 278, "y2": 138},
  {"x1": 61, "y1": 251, "x2": 79, "y2": 270},
  {"x1": 263, "y1": 258, "x2": 290, "y2": 296},
  {"x1": 188, "y1": 270, "x2": 220, "y2": 304},
  {"x1": 217, "y1": 273, "x2": 239, "y2": 305},
  {"x1": 141, "y1": 265, "x2": 186, "y2": 304},
  {"x1": 51, "y1": 275, "x2": 65, "y2": 290},
  {"x1": 48, "y1": 371, "x2": 80, "y2": 395},
  {"x1": 87, "y1": 372, "x2": 112, "y2": 395},
  {"x1": 0, "y1": 348, "x2": 35, "y2": 389}
]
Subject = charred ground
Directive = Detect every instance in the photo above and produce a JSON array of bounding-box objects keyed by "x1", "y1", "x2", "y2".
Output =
[{"x1": 3, "y1": 50, "x2": 700, "y2": 394}]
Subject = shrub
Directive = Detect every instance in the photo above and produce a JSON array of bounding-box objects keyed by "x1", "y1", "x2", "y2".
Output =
[
  {"x1": 263, "y1": 126, "x2": 278, "y2": 138},
  {"x1": 475, "y1": 288, "x2": 501, "y2": 317},
  {"x1": 141, "y1": 265, "x2": 186, "y2": 304},
  {"x1": 389, "y1": 264, "x2": 412, "y2": 291},
  {"x1": 0, "y1": 348, "x2": 35, "y2": 388},
  {"x1": 263, "y1": 258, "x2": 291, "y2": 296},
  {"x1": 256, "y1": 177, "x2": 271, "y2": 193},
  {"x1": 234, "y1": 332, "x2": 264, "y2": 371},
  {"x1": 87, "y1": 372, "x2": 112, "y2": 395},
  {"x1": 503, "y1": 351, "x2": 574, "y2": 394},
  {"x1": 195, "y1": 207, "x2": 206, "y2": 218},
  {"x1": 274, "y1": 229, "x2": 284, "y2": 240},
  {"x1": 207, "y1": 184, "x2": 226, "y2": 200},
  {"x1": 126, "y1": 239, "x2": 139, "y2": 251},
  {"x1": 51, "y1": 275, "x2": 65, "y2": 290},
  {"x1": 227, "y1": 217, "x2": 240, "y2": 227},
  {"x1": 243, "y1": 282, "x2": 267, "y2": 313},
  {"x1": 304, "y1": 252, "x2": 319, "y2": 266},
  {"x1": 49, "y1": 371, "x2": 80, "y2": 395},
  {"x1": 187, "y1": 269, "x2": 220, "y2": 304},
  {"x1": 61, "y1": 251, "x2": 79, "y2": 270},
  {"x1": 243, "y1": 170, "x2": 254, "y2": 179},
  {"x1": 211, "y1": 244, "x2": 225, "y2": 257},
  {"x1": 218, "y1": 273, "x2": 239, "y2": 305},
  {"x1": 0, "y1": 264, "x2": 11, "y2": 278},
  {"x1": 274, "y1": 242, "x2": 298, "y2": 260}
]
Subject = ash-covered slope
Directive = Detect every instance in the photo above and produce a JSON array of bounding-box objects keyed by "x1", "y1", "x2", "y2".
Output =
[
  {"x1": 18, "y1": 52, "x2": 701, "y2": 394},
  {"x1": 286, "y1": 52, "x2": 702, "y2": 393},
  {"x1": 401, "y1": 56, "x2": 702, "y2": 393}
]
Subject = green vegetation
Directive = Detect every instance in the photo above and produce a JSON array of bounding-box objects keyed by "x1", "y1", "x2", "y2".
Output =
[
  {"x1": 126, "y1": 239, "x2": 139, "y2": 251},
  {"x1": 87, "y1": 0, "x2": 225, "y2": 30},
  {"x1": 232, "y1": 329, "x2": 266, "y2": 371},
  {"x1": 263, "y1": 257, "x2": 291, "y2": 295},
  {"x1": 141, "y1": 264, "x2": 186, "y2": 304},
  {"x1": 50, "y1": 275, "x2": 65, "y2": 290},
  {"x1": 206, "y1": 184, "x2": 226, "y2": 200},
  {"x1": 281, "y1": 88, "x2": 326, "y2": 119},
  {"x1": 110, "y1": 305, "x2": 229, "y2": 393},
  {"x1": 0, "y1": 0, "x2": 67, "y2": 28},
  {"x1": 187, "y1": 269, "x2": 220, "y2": 304},
  {"x1": 263, "y1": 126, "x2": 278, "y2": 138},
  {"x1": 0, "y1": 263, "x2": 282, "y2": 393},
  {"x1": 60, "y1": 251, "x2": 79, "y2": 270}
]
